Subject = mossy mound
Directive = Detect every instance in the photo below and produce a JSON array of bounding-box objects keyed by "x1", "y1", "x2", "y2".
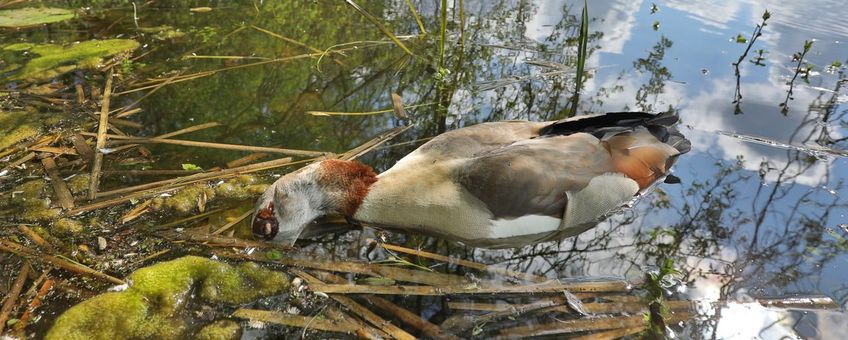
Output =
[
  {"x1": 197, "y1": 319, "x2": 242, "y2": 340},
  {"x1": 0, "y1": 7, "x2": 75, "y2": 28},
  {"x1": 46, "y1": 256, "x2": 288, "y2": 340},
  {"x1": 0, "y1": 111, "x2": 41, "y2": 150},
  {"x1": 3, "y1": 39, "x2": 139, "y2": 81},
  {"x1": 214, "y1": 175, "x2": 268, "y2": 200}
]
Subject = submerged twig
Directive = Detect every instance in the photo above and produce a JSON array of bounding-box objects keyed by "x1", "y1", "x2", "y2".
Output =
[
  {"x1": 495, "y1": 312, "x2": 692, "y2": 338},
  {"x1": 41, "y1": 157, "x2": 75, "y2": 209},
  {"x1": 232, "y1": 309, "x2": 359, "y2": 334},
  {"x1": 309, "y1": 280, "x2": 630, "y2": 295},
  {"x1": 0, "y1": 261, "x2": 30, "y2": 333},
  {"x1": 210, "y1": 210, "x2": 252, "y2": 235},
  {"x1": 0, "y1": 240, "x2": 124, "y2": 285},
  {"x1": 216, "y1": 251, "x2": 466, "y2": 286},
  {"x1": 88, "y1": 69, "x2": 114, "y2": 200},
  {"x1": 304, "y1": 270, "x2": 458, "y2": 340},
  {"x1": 380, "y1": 243, "x2": 548, "y2": 282},
  {"x1": 291, "y1": 269, "x2": 417, "y2": 340}
]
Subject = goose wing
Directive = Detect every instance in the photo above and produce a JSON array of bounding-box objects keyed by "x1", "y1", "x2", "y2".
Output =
[{"x1": 453, "y1": 112, "x2": 690, "y2": 221}]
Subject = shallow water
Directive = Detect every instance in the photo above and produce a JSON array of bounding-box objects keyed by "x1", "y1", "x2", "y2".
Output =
[{"x1": 2, "y1": 0, "x2": 847, "y2": 338}]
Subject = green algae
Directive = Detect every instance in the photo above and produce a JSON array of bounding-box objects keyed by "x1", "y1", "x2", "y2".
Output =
[
  {"x1": 0, "y1": 111, "x2": 41, "y2": 151},
  {"x1": 151, "y1": 184, "x2": 216, "y2": 213},
  {"x1": 214, "y1": 175, "x2": 268, "y2": 200},
  {"x1": 53, "y1": 218, "x2": 84, "y2": 235},
  {"x1": 46, "y1": 256, "x2": 288, "y2": 340},
  {"x1": 4, "y1": 179, "x2": 60, "y2": 221},
  {"x1": 196, "y1": 320, "x2": 242, "y2": 340},
  {"x1": 66, "y1": 174, "x2": 90, "y2": 195},
  {"x1": 0, "y1": 7, "x2": 75, "y2": 28},
  {"x1": 3, "y1": 39, "x2": 139, "y2": 82}
]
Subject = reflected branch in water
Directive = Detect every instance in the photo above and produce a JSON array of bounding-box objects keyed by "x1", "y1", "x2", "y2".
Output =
[
  {"x1": 732, "y1": 10, "x2": 771, "y2": 115},
  {"x1": 780, "y1": 40, "x2": 815, "y2": 115}
]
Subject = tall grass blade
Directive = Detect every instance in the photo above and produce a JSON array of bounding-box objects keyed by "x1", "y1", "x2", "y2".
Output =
[
  {"x1": 405, "y1": 0, "x2": 427, "y2": 35},
  {"x1": 439, "y1": 0, "x2": 448, "y2": 67},
  {"x1": 568, "y1": 0, "x2": 589, "y2": 118},
  {"x1": 345, "y1": 0, "x2": 415, "y2": 57}
]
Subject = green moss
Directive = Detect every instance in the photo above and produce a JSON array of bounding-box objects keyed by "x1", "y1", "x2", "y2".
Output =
[
  {"x1": 47, "y1": 256, "x2": 288, "y2": 340},
  {"x1": 0, "y1": 7, "x2": 75, "y2": 28},
  {"x1": 196, "y1": 320, "x2": 241, "y2": 340},
  {"x1": 66, "y1": 174, "x2": 90, "y2": 195},
  {"x1": 151, "y1": 184, "x2": 216, "y2": 213},
  {"x1": 214, "y1": 175, "x2": 267, "y2": 200},
  {"x1": 3, "y1": 39, "x2": 139, "y2": 81},
  {"x1": 0, "y1": 111, "x2": 41, "y2": 150},
  {"x1": 53, "y1": 218, "x2": 84, "y2": 235}
]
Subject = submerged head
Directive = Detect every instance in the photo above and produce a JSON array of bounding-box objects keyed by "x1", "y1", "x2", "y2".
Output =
[{"x1": 251, "y1": 160, "x2": 377, "y2": 244}]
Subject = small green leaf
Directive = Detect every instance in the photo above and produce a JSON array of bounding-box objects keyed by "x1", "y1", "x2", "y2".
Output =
[
  {"x1": 265, "y1": 250, "x2": 283, "y2": 260},
  {"x1": 181, "y1": 163, "x2": 202, "y2": 171},
  {"x1": 652, "y1": 21, "x2": 660, "y2": 31},
  {"x1": 735, "y1": 34, "x2": 748, "y2": 43},
  {"x1": 6, "y1": 318, "x2": 19, "y2": 326},
  {"x1": 762, "y1": 10, "x2": 771, "y2": 21}
]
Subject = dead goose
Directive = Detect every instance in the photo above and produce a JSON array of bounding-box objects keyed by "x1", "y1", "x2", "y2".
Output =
[{"x1": 252, "y1": 112, "x2": 690, "y2": 248}]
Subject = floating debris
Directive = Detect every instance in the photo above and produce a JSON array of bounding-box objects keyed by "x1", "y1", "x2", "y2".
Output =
[{"x1": 716, "y1": 130, "x2": 848, "y2": 159}]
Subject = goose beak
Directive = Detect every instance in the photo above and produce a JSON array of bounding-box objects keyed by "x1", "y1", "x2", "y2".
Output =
[
  {"x1": 252, "y1": 215, "x2": 279, "y2": 240},
  {"x1": 252, "y1": 204, "x2": 279, "y2": 240}
]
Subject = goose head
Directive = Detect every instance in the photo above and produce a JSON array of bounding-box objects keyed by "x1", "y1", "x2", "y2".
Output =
[{"x1": 251, "y1": 160, "x2": 377, "y2": 244}]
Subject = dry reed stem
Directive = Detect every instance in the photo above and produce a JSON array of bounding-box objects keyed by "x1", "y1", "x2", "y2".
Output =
[
  {"x1": 250, "y1": 26, "x2": 324, "y2": 54},
  {"x1": 0, "y1": 261, "x2": 30, "y2": 333},
  {"x1": 90, "y1": 156, "x2": 297, "y2": 199},
  {"x1": 309, "y1": 280, "x2": 629, "y2": 296},
  {"x1": 226, "y1": 152, "x2": 269, "y2": 168},
  {"x1": 106, "y1": 136, "x2": 326, "y2": 157},
  {"x1": 162, "y1": 231, "x2": 289, "y2": 250},
  {"x1": 149, "y1": 208, "x2": 226, "y2": 230},
  {"x1": 13, "y1": 277, "x2": 55, "y2": 334},
  {"x1": 29, "y1": 146, "x2": 78, "y2": 156},
  {"x1": 210, "y1": 210, "x2": 252, "y2": 235},
  {"x1": 113, "y1": 107, "x2": 142, "y2": 119},
  {"x1": 232, "y1": 309, "x2": 359, "y2": 334},
  {"x1": 88, "y1": 69, "x2": 114, "y2": 200},
  {"x1": 17, "y1": 225, "x2": 59, "y2": 254},
  {"x1": 323, "y1": 306, "x2": 386, "y2": 340},
  {"x1": 570, "y1": 327, "x2": 644, "y2": 340},
  {"x1": 442, "y1": 298, "x2": 564, "y2": 333},
  {"x1": 300, "y1": 269, "x2": 458, "y2": 340},
  {"x1": 100, "y1": 169, "x2": 202, "y2": 176},
  {"x1": 495, "y1": 312, "x2": 693, "y2": 338},
  {"x1": 41, "y1": 157, "x2": 75, "y2": 209},
  {"x1": 0, "y1": 240, "x2": 125, "y2": 285},
  {"x1": 75, "y1": 83, "x2": 85, "y2": 104},
  {"x1": 380, "y1": 243, "x2": 548, "y2": 283},
  {"x1": 120, "y1": 199, "x2": 153, "y2": 224},
  {"x1": 292, "y1": 269, "x2": 415, "y2": 340},
  {"x1": 86, "y1": 121, "x2": 221, "y2": 154},
  {"x1": 217, "y1": 251, "x2": 466, "y2": 286},
  {"x1": 71, "y1": 134, "x2": 95, "y2": 161},
  {"x1": 1, "y1": 152, "x2": 35, "y2": 172}
]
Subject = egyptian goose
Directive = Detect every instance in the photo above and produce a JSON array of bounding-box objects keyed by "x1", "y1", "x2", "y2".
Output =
[{"x1": 252, "y1": 112, "x2": 690, "y2": 248}]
